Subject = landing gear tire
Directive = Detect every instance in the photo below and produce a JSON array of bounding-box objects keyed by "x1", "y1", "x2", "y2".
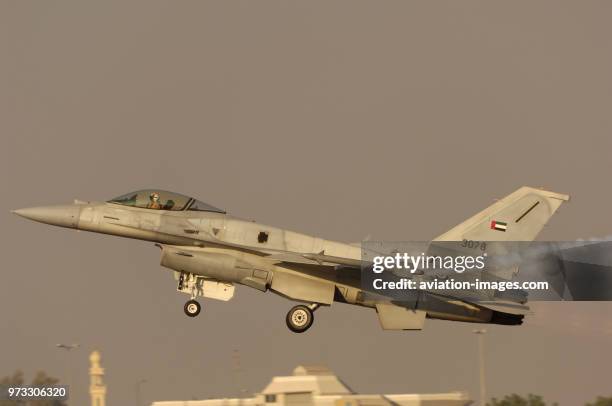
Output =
[
  {"x1": 184, "y1": 300, "x2": 201, "y2": 317},
  {"x1": 286, "y1": 305, "x2": 314, "y2": 333}
]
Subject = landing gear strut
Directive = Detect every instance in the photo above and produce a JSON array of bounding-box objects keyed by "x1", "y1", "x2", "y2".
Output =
[
  {"x1": 286, "y1": 304, "x2": 319, "y2": 333},
  {"x1": 184, "y1": 299, "x2": 201, "y2": 317},
  {"x1": 179, "y1": 271, "x2": 203, "y2": 317}
]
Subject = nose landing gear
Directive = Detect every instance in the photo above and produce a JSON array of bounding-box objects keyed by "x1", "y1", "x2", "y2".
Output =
[
  {"x1": 179, "y1": 271, "x2": 202, "y2": 318},
  {"x1": 286, "y1": 303, "x2": 319, "y2": 333},
  {"x1": 184, "y1": 299, "x2": 201, "y2": 317}
]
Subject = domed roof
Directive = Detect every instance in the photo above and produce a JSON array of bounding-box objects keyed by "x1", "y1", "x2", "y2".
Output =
[{"x1": 89, "y1": 350, "x2": 101, "y2": 363}]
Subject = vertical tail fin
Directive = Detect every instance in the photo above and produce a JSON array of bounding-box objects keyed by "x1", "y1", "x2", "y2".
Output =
[{"x1": 434, "y1": 186, "x2": 569, "y2": 242}]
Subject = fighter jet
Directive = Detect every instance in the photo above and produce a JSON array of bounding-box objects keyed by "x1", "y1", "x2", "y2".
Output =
[{"x1": 12, "y1": 187, "x2": 568, "y2": 332}]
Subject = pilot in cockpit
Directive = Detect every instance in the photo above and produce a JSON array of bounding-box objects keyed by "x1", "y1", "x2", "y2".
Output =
[{"x1": 147, "y1": 192, "x2": 162, "y2": 209}]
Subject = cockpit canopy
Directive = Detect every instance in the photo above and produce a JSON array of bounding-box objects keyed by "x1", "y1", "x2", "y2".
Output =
[{"x1": 108, "y1": 190, "x2": 225, "y2": 213}]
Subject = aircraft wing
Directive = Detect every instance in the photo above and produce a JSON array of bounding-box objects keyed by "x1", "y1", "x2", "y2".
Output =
[{"x1": 262, "y1": 250, "x2": 363, "y2": 268}]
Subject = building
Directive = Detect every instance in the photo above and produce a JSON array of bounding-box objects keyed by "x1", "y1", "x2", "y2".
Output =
[
  {"x1": 89, "y1": 350, "x2": 107, "y2": 406},
  {"x1": 151, "y1": 365, "x2": 472, "y2": 406}
]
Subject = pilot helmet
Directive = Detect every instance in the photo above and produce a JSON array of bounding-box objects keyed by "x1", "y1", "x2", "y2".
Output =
[{"x1": 150, "y1": 192, "x2": 160, "y2": 201}]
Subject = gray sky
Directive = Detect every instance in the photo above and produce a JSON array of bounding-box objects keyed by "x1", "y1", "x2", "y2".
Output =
[{"x1": 1, "y1": 1, "x2": 612, "y2": 405}]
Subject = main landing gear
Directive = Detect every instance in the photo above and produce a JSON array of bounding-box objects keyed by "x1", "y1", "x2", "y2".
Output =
[{"x1": 286, "y1": 304, "x2": 319, "y2": 333}]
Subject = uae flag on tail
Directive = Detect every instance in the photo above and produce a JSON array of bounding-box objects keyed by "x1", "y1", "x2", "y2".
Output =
[{"x1": 490, "y1": 220, "x2": 508, "y2": 232}]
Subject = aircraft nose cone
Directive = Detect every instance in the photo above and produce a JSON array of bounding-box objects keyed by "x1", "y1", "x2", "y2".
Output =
[{"x1": 12, "y1": 205, "x2": 81, "y2": 228}]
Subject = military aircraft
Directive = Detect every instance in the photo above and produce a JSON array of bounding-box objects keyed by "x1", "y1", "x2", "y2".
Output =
[{"x1": 12, "y1": 186, "x2": 568, "y2": 332}]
